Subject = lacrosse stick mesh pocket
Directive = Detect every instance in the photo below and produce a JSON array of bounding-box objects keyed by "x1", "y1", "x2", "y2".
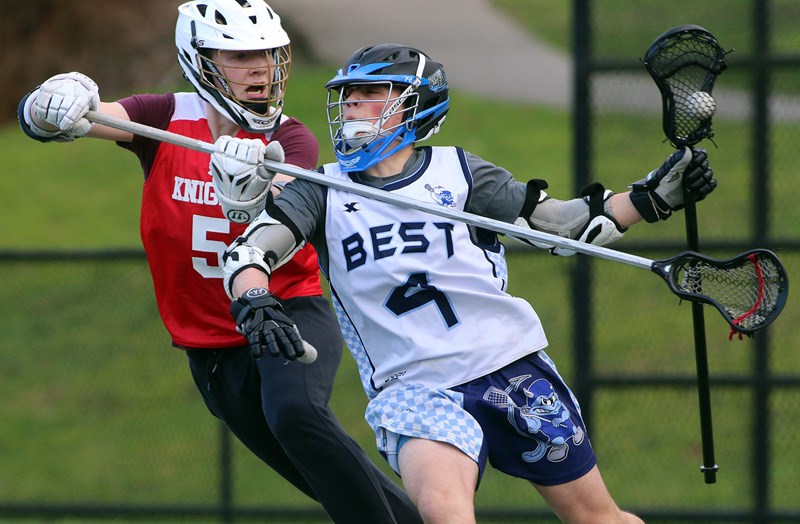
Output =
[{"x1": 670, "y1": 251, "x2": 788, "y2": 334}]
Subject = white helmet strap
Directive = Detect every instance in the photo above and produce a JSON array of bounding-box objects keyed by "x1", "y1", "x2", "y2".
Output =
[{"x1": 382, "y1": 53, "x2": 426, "y2": 121}]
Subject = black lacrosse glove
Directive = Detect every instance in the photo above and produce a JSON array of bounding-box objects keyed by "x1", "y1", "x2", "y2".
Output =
[
  {"x1": 230, "y1": 287, "x2": 306, "y2": 361},
  {"x1": 683, "y1": 148, "x2": 717, "y2": 203},
  {"x1": 629, "y1": 147, "x2": 717, "y2": 222}
]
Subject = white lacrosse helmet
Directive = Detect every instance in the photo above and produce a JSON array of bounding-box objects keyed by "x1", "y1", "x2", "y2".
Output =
[{"x1": 176, "y1": 0, "x2": 291, "y2": 133}]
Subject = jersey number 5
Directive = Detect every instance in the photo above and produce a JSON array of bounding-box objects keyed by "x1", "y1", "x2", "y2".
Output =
[{"x1": 191, "y1": 215, "x2": 229, "y2": 278}]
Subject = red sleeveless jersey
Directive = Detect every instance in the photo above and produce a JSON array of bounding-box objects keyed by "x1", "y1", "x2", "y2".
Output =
[{"x1": 118, "y1": 92, "x2": 323, "y2": 349}]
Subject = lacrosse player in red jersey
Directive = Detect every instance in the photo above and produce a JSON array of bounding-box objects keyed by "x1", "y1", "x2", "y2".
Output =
[
  {"x1": 17, "y1": 2, "x2": 421, "y2": 523},
  {"x1": 215, "y1": 43, "x2": 718, "y2": 523}
]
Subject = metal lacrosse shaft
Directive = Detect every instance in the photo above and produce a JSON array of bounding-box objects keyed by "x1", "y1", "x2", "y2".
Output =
[
  {"x1": 85, "y1": 110, "x2": 655, "y2": 270},
  {"x1": 684, "y1": 191, "x2": 719, "y2": 484}
]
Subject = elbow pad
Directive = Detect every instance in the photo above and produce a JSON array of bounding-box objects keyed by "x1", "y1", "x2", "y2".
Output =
[
  {"x1": 222, "y1": 210, "x2": 302, "y2": 298},
  {"x1": 554, "y1": 183, "x2": 626, "y2": 256},
  {"x1": 516, "y1": 181, "x2": 626, "y2": 256}
]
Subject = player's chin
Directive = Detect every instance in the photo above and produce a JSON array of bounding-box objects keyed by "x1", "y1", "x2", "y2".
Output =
[{"x1": 242, "y1": 97, "x2": 270, "y2": 114}]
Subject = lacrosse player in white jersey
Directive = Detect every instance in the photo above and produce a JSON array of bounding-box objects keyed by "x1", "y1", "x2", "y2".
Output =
[{"x1": 217, "y1": 43, "x2": 717, "y2": 523}]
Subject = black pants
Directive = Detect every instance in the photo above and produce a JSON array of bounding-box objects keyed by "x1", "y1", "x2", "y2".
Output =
[{"x1": 187, "y1": 295, "x2": 421, "y2": 524}]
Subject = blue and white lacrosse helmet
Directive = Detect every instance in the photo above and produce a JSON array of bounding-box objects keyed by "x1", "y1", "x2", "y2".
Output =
[
  {"x1": 325, "y1": 44, "x2": 449, "y2": 172},
  {"x1": 175, "y1": 0, "x2": 291, "y2": 133}
]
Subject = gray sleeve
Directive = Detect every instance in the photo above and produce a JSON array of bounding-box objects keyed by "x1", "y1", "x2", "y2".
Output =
[
  {"x1": 272, "y1": 178, "x2": 331, "y2": 270},
  {"x1": 273, "y1": 179, "x2": 326, "y2": 240},
  {"x1": 464, "y1": 151, "x2": 528, "y2": 222}
]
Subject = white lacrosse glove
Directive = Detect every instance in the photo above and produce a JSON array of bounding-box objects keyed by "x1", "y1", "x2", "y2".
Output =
[
  {"x1": 27, "y1": 72, "x2": 99, "y2": 141},
  {"x1": 210, "y1": 136, "x2": 284, "y2": 224}
]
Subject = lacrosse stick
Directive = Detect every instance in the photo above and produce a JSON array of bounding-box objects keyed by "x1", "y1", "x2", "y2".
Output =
[
  {"x1": 84, "y1": 110, "x2": 787, "y2": 338},
  {"x1": 482, "y1": 386, "x2": 519, "y2": 408},
  {"x1": 643, "y1": 24, "x2": 732, "y2": 483}
]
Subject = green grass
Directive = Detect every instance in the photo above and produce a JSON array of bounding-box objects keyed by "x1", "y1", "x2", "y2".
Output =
[{"x1": 3, "y1": 4, "x2": 800, "y2": 522}]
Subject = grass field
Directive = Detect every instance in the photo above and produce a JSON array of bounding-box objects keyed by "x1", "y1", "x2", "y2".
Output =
[{"x1": 2, "y1": 2, "x2": 800, "y2": 522}]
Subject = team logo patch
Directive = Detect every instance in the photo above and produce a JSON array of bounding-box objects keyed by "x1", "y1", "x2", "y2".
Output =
[
  {"x1": 427, "y1": 68, "x2": 448, "y2": 92},
  {"x1": 244, "y1": 287, "x2": 270, "y2": 299},
  {"x1": 227, "y1": 209, "x2": 251, "y2": 223},
  {"x1": 340, "y1": 157, "x2": 361, "y2": 169},
  {"x1": 424, "y1": 183, "x2": 456, "y2": 208},
  {"x1": 481, "y1": 374, "x2": 585, "y2": 463}
]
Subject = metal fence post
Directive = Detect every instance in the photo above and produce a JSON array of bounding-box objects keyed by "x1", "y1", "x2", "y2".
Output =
[
  {"x1": 571, "y1": 0, "x2": 595, "y2": 429},
  {"x1": 751, "y1": 1, "x2": 772, "y2": 520}
]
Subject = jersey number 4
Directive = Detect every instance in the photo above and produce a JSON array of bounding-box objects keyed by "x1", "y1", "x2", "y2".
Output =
[{"x1": 385, "y1": 272, "x2": 459, "y2": 328}]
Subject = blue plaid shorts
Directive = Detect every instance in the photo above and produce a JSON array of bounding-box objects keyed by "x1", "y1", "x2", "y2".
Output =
[{"x1": 365, "y1": 351, "x2": 596, "y2": 486}]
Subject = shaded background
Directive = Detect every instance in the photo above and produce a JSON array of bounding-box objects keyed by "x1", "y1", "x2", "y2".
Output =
[
  {"x1": 2, "y1": 1, "x2": 799, "y2": 523},
  {"x1": 0, "y1": 1, "x2": 191, "y2": 123}
]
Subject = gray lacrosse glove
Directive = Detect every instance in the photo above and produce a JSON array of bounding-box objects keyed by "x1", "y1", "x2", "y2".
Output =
[
  {"x1": 26, "y1": 72, "x2": 100, "y2": 141},
  {"x1": 210, "y1": 136, "x2": 284, "y2": 224},
  {"x1": 629, "y1": 147, "x2": 717, "y2": 222},
  {"x1": 230, "y1": 287, "x2": 307, "y2": 361}
]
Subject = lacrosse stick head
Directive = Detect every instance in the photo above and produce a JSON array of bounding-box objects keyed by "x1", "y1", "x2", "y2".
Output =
[
  {"x1": 652, "y1": 249, "x2": 789, "y2": 336},
  {"x1": 643, "y1": 25, "x2": 731, "y2": 148}
]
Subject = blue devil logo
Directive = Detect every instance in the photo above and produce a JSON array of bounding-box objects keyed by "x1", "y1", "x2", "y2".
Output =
[
  {"x1": 482, "y1": 374, "x2": 585, "y2": 463},
  {"x1": 424, "y1": 183, "x2": 456, "y2": 208}
]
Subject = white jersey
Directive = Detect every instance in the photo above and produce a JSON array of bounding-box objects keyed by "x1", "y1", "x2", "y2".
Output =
[{"x1": 323, "y1": 146, "x2": 548, "y2": 398}]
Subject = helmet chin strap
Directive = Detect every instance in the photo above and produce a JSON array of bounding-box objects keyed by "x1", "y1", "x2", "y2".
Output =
[{"x1": 243, "y1": 100, "x2": 274, "y2": 115}]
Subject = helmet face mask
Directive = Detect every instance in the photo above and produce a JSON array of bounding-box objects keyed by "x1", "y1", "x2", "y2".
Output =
[
  {"x1": 327, "y1": 82, "x2": 418, "y2": 158},
  {"x1": 325, "y1": 44, "x2": 449, "y2": 172},
  {"x1": 196, "y1": 46, "x2": 291, "y2": 123},
  {"x1": 176, "y1": 0, "x2": 291, "y2": 133}
]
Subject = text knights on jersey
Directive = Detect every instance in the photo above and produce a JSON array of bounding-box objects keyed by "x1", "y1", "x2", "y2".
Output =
[{"x1": 171, "y1": 176, "x2": 219, "y2": 206}]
